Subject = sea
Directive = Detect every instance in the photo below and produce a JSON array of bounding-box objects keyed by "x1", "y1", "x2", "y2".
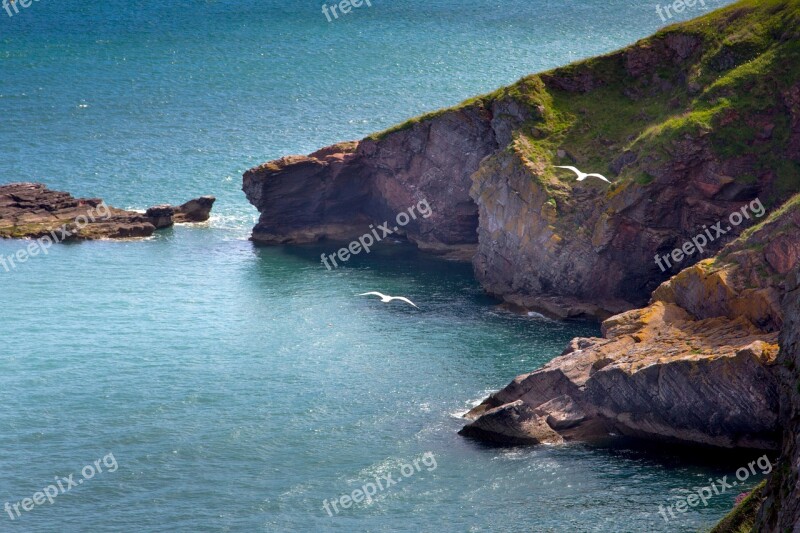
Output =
[{"x1": 1, "y1": 1, "x2": 765, "y2": 531}]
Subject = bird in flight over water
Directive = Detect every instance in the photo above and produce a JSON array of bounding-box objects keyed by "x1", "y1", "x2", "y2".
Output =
[{"x1": 358, "y1": 292, "x2": 419, "y2": 308}]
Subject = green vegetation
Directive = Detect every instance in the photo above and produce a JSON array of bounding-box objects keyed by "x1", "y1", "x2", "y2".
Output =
[
  {"x1": 367, "y1": 0, "x2": 800, "y2": 206},
  {"x1": 366, "y1": 91, "x2": 495, "y2": 141},
  {"x1": 708, "y1": 480, "x2": 766, "y2": 533},
  {"x1": 735, "y1": 192, "x2": 800, "y2": 243}
]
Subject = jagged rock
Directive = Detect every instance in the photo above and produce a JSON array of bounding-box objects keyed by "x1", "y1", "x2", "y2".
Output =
[
  {"x1": 461, "y1": 299, "x2": 780, "y2": 449},
  {"x1": 458, "y1": 400, "x2": 565, "y2": 445},
  {"x1": 145, "y1": 205, "x2": 175, "y2": 229},
  {"x1": 174, "y1": 196, "x2": 215, "y2": 223},
  {"x1": 242, "y1": 107, "x2": 505, "y2": 258},
  {"x1": 0, "y1": 183, "x2": 214, "y2": 240},
  {"x1": 461, "y1": 199, "x2": 800, "y2": 450},
  {"x1": 610, "y1": 151, "x2": 637, "y2": 174},
  {"x1": 753, "y1": 267, "x2": 800, "y2": 531}
]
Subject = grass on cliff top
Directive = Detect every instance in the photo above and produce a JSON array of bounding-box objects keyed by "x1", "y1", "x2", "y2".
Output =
[
  {"x1": 367, "y1": 0, "x2": 800, "y2": 204},
  {"x1": 366, "y1": 91, "x2": 494, "y2": 142},
  {"x1": 707, "y1": 480, "x2": 766, "y2": 533},
  {"x1": 365, "y1": 73, "x2": 553, "y2": 142},
  {"x1": 531, "y1": 0, "x2": 800, "y2": 192}
]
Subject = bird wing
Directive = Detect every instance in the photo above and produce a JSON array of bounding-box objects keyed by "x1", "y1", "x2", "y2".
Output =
[
  {"x1": 390, "y1": 296, "x2": 419, "y2": 308},
  {"x1": 555, "y1": 166, "x2": 581, "y2": 176},
  {"x1": 585, "y1": 173, "x2": 611, "y2": 183},
  {"x1": 359, "y1": 292, "x2": 387, "y2": 298}
]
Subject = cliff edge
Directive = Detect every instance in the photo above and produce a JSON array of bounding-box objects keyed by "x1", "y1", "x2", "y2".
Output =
[{"x1": 244, "y1": 0, "x2": 800, "y2": 317}]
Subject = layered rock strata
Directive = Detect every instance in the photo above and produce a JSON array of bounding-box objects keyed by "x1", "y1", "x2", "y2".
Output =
[
  {"x1": 0, "y1": 183, "x2": 215, "y2": 240},
  {"x1": 244, "y1": 0, "x2": 800, "y2": 316},
  {"x1": 460, "y1": 196, "x2": 800, "y2": 450}
]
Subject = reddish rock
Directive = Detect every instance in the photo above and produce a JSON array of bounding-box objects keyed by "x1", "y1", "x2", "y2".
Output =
[
  {"x1": 461, "y1": 199, "x2": 800, "y2": 450},
  {"x1": 753, "y1": 266, "x2": 800, "y2": 531},
  {"x1": 145, "y1": 205, "x2": 175, "y2": 229},
  {"x1": 0, "y1": 183, "x2": 215, "y2": 240}
]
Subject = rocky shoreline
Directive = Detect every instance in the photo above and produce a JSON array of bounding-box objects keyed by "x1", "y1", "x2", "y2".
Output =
[
  {"x1": 460, "y1": 197, "x2": 800, "y2": 450},
  {"x1": 0, "y1": 183, "x2": 215, "y2": 241},
  {"x1": 241, "y1": 0, "x2": 800, "y2": 529}
]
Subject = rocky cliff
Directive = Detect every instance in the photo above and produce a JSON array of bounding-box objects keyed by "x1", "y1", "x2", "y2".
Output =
[
  {"x1": 244, "y1": 0, "x2": 800, "y2": 317},
  {"x1": 460, "y1": 196, "x2": 800, "y2": 450},
  {"x1": 242, "y1": 0, "x2": 800, "y2": 527},
  {"x1": 752, "y1": 264, "x2": 800, "y2": 530},
  {"x1": 242, "y1": 105, "x2": 506, "y2": 259}
]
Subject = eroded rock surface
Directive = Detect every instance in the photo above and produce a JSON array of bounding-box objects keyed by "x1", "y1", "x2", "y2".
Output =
[
  {"x1": 244, "y1": 1, "x2": 800, "y2": 317},
  {"x1": 174, "y1": 196, "x2": 216, "y2": 223},
  {"x1": 242, "y1": 107, "x2": 505, "y2": 259},
  {"x1": 753, "y1": 269, "x2": 800, "y2": 530},
  {"x1": 0, "y1": 183, "x2": 215, "y2": 240},
  {"x1": 460, "y1": 198, "x2": 800, "y2": 450}
]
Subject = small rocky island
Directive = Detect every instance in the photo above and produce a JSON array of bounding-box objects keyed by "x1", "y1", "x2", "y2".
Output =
[{"x1": 0, "y1": 183, "x2": 215, "y2": 240}]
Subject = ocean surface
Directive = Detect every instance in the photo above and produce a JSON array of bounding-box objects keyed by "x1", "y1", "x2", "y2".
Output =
[{"x1": 0, "y1": 0, "x2": 763, "y2": 531}]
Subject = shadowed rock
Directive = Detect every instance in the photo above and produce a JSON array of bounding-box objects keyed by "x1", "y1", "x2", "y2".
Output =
[
  {"x1": 174, "y1": 196, "x2": 215, "y2": 223},
  {"x1": 751, "y1": 266, "x2": 800, "y2": 531},
  {"x1": 461, "y1": 197, "x2": 800, "y2": 450}
]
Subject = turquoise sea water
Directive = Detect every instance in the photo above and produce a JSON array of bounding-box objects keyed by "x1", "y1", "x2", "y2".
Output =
[{"x1": 0, "y1": 1, "x2": 767, "y2": 531}]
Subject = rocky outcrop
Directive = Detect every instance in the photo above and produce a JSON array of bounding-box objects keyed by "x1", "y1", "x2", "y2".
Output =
[
  {"x1": 244, "y1": 0, "x2": 800, "y2": 317},
  {"x1": 0, "y1": 183, "x2": 215, "y2": 240},
  {"x1": 460, "y1": 197, "x2": 800, "y2": 450},
  {"x1": 460, "y1": 300, "x2": 780, "y2": 448},
  {"x1": 242, "y1": 106, "x2": 507, "y2": 258},
  {"x1": 238, "y1": 0, "x2": 800, "y2": 496},
  {"x1": 145, "y1": 205, "x2": 176, "y2": 230},
  {"x1": 174, "y1": 196, "x2": 216, "y2": 223},
  {"x1": 752, "y1": 269, "x2": 800, "y2": 530},
  {"x1": 238, "y1": 0, "x2": 800, "y2": 524}
]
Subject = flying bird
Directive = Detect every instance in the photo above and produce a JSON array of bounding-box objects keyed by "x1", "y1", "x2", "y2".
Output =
[
  {"x1": 358, "y1": 292, "x2": 419, "y2": 308},
  {"x1": 555, "y1": 166, "x2": 611, "y2": 184}
]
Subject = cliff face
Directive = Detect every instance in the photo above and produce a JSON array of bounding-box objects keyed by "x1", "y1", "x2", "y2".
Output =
[
  {"x1": 753, "y1": 268, "x2": 800, "y2": 530},
  {"x1": 460, "y1": 198, "x2": 800, "y2": 449},
  {"x1": 242, "y1": 103, "x2": 515, "y2": 258},
  {"x1": 241, "y1": 0, "x2": 800, "y2": 525},
  {"x1": 244, "y1": 0, "x2": 800, "y2": 317}
]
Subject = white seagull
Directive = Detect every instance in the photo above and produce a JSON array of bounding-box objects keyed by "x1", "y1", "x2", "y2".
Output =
[
  {"x1": 358, "y1": 291, "x2": 419, "y2": 309},
  {"x1": 555, "y1": 166, "x2": 611, "y2": 184}
]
